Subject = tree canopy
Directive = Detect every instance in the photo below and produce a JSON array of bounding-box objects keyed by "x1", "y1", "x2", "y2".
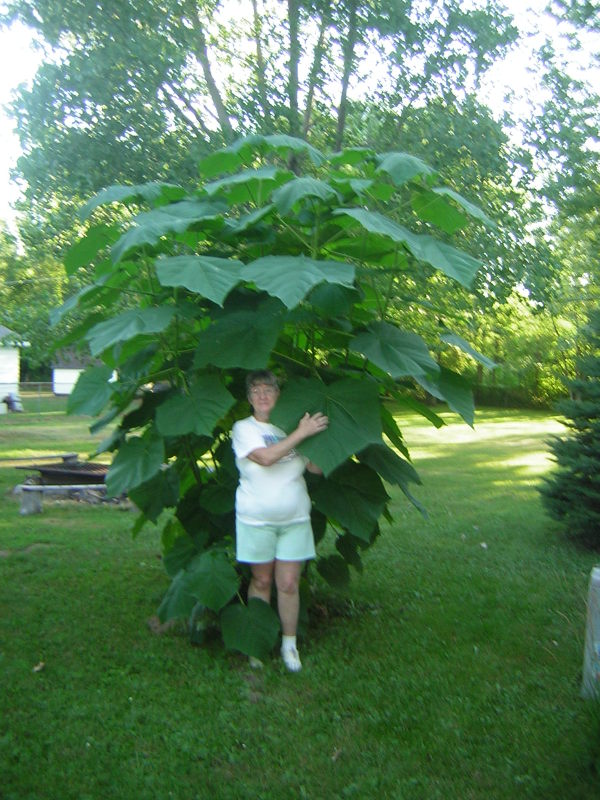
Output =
[
  {"x1": 1, "y1": 0, "x2": 599, "y2": 405},
  {"x1": 3, "y1": 0, "x2": 518, "y2": 212}
]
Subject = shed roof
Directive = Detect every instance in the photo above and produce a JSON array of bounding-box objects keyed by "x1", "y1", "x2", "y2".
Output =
[
  {"x1": 0, "y1": 324, "x2": 19, "y2": 345},
  {"x1": 52, "y1": 348, "x2": 96, "y2": 370}
]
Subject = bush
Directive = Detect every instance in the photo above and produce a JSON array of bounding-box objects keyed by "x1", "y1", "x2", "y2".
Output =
[{"x1": 540, "y1": 308, "x2": 600, "y2": 546}]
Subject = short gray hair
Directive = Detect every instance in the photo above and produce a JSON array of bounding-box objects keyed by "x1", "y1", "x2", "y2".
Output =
[{"x1": 246, "y1": 370, "x2": 279, "y2": 392}]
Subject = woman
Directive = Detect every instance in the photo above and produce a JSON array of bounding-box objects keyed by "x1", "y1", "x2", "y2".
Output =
[{"x1": 231, "y1": 370, "x2": 328, "y2": 672}]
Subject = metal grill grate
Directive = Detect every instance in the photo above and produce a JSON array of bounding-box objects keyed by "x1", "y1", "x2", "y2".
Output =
[{"x1": 17, "y1": 461, "x2": 108, "y2": 485}]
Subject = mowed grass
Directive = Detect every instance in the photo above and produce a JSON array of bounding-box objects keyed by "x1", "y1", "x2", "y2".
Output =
[{"x1": 1, "y1": 399, "x2": 600, "y2": 800}]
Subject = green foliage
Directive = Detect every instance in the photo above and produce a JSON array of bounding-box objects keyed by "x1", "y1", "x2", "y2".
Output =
[
  {"x1": 541, "y1": 308, "x2": 600, "y2": 545},
  {"x1": 61, "y1": 134, "x2": 493, "y2": 656}
]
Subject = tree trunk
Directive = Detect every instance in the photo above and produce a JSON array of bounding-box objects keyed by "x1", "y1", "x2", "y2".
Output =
[
  {"x1": 335, "y1": 0, "x2": 358, "y2": 151},
  {"x1": 251, "y1": 0, "x2": 271, "y2": 129},
  {"x1": 302, "y1": 3, "x2": 330, "y2": 138},
  {"x1": 183, "y1": 0, "x2": 235, "y2": 143},
  {"x1": 160, "y1": 83, "x2": 212, "y2": 138},
  {"x1": 287, "y1": 0, "x2": 301, "y2": 138}
]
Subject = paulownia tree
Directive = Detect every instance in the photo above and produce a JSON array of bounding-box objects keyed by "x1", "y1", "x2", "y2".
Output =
[{"x1": 58, "y1": 134, "x2": 494, "y2": 658}]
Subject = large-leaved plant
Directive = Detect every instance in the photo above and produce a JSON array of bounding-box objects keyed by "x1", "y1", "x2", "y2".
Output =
[{"x1": 57, "y1": 135, "x2": 494, "y2": 656}]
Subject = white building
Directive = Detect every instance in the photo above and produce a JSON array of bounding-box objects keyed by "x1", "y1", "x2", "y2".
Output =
[
  {"x1": 0, "y1": 324, "x2": 20, "y2": 406},
  {"x1": 52, "y1": 351, "x2": 88, "y2": 395}
]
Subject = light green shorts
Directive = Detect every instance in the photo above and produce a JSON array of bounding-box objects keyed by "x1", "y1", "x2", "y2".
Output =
[{"x1": 236, "y1": 519, "x2": 316, "y2": 564}]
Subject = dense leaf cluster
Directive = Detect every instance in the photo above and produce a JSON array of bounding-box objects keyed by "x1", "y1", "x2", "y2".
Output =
[{"x1": 61, "y1": 135, "x2": 493, "y2": 655}]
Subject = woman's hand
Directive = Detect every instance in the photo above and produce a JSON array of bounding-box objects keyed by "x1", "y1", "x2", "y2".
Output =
[{"x1": 297, "y1": 411, "x2": 329, "y2": 438}]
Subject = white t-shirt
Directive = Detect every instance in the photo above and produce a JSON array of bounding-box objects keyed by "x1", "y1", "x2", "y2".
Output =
[{"x1": 232, "y1": 416, "x2": 311, "y2": 526}]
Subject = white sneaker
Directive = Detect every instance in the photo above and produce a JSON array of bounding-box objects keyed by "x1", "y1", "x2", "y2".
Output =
[
  {"x1": 281, "y1": 645, "x2": 302, "y2": 672},
  {"x1": 249, "y1": 656, "x2": 263, "y2": 669}
]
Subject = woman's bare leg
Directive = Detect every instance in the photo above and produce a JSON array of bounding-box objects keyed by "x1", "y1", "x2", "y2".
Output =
[
  {"x1": 248, "y1": 561, "x2": 275, "y2": 604},
  {"x1": 274, "y1": 560, "x2": 302, "y2": 635}
]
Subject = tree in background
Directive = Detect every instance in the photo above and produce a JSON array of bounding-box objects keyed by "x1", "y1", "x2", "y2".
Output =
[
  {"x1": 3, "y1": 0, "x2": 599, "y2": 406},
  {"x1": 0, "y1": 220, "x2": 68, "y2": 374},
  {"x1": 2, "y1": 0, "x2": 517, "y2": 245},
  {"x1": 541, "y1": 308, "x2": 600, "y2": 547},
  {"x1": 1, "y1": 0, "x2": 531, "y2": 387}
]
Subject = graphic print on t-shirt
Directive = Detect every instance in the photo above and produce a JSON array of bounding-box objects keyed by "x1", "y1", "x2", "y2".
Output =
[{"x1": 263, "y1": 432, "x2": 296, "y2": 462}]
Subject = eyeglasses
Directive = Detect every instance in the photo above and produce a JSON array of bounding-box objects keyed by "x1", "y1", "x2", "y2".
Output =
[{"x1": 249, "y1": 385, "x2": 277, "y2": 397}]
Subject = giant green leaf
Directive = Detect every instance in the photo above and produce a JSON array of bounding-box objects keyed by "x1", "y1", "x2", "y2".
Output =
[
  {"x1": 67, "y1": 366, "x2": 114, "y2": 416},
  {"x1": 51, "y1": 262, "x2": 138, "y2": 326},
  {"x1": 156, "y1": 255, "x2": 242, "y2": 306},
  {"x1": 357, "y1": 443, "x2": 421, "y2": 489},
  {"x1": 332, "y1": 208, "x2": 482, "y2": 287},
  {"x1": 359, "y1": 442, "x2": 427, "y2": 516},
  {"x1": 128, "y1": 466, "x2": 180, "y2": 523},
  {"x1": 194, "y1": 299, "x2": 285, "y2": 369},
  {"x1": 105, "y1": 429, "x2": 165, "y2": 496},
  {"x1": 226, "y1": 204, "x2": 275, "y2": 234},
  {"x1": 209, "y1": 133, "x2": 325, "y2": 169},
  {"x1": 311, "y1": 462, "x2": 389, "y2": 541},
  {"x1": 134, "y1": 199, "x2": 226, "y2": 229},
  {"x1": 432, "y1": 187, "x2": 496, "y2": 229},
  {"x1": 155, "y1": 375, "x2": 235, "y2": 437},
  {"x1": 198, "y1": 151, "x2": 244, "y2": 178},
  {"x1": 316, "y1": 554, "x2": 351, "y2": 587},
  {"x1": 416, "y1": 367, "x2": 475, "y2": 426},
  {"x1": 380, "y1": 404, "x2": 410, "y2": 457},
  {"x1": 376, "y1": 152, "x2": 436, "y2": 185},
  {"x1": 110, "y1": 199, "x2": 226, "y2": 264},
  {"x1": 80, "y1": 182, "x2": 185, "y2": 220},
  {"x1": 241, "y1": 255, "x2": 355, "y2": 309},
  {"x1": 328, "y1": 147, "x2": 374, "y2": 167},
  {"x1": 272, "y1": 177, "x2": 340, "y2": 215},
  {"x1": 203, "y1": 166, "x2": 291, "y2": 202},
  {"x1": 350, "y1": 322, "x2": 440, "y2": 379},
  {"x1": 440, "y1": 331, "x2": 497, "y2": 369},
  {"x1": 218, "y1": 133, "x2": 325, "y2": 167},
  {"x1": 110, "y1": 222, "x2": 169, "y2": 264},
  {"x1": 51, "y1": 283, "x2": 102, "y2": 327},
  {"x1": 329, "y1": 176, "x2": 374, "y2": 198},
  {"x1": 400, "y1": 235, "x2": 482, "y2": 288},
  {"x1": 220, "y1": 598, "x2": 280, "y2": 659},
  {"x1": 162, "y1": 530, "x2": 206, "y2": 578},
  {"x1": 411, "y1": 189, "x2": 468, "y2": 234},
  {"x1": 262, "y1": 133, "x2": 325, "y2": 165},
  {"x1": 65, "y1": 223, "x2": 121, "y2": 274},
  {"x1": 307, "y1": 283, "x2": 360, "y2": 317},
  {"x1": 86, "y1": 307, "x2": 176, "y2": 356},
  {"x1": 334, "y1": 534, "x2": 364, "y2": 573},
  {"x1": 270, "y1": 377, "x2": 382, "y2": 476},
  {"x1": 322, "y1": 231, "x2": 398, "y2": 266},
  {"x1": 157, "y1": 569, "x2": 197, "y2": 623},
  {"x1": 184, "y1": 550, "x2": 240, "y2": 612},
  {"x1": 392, "y1": 393, "x2": 446, "y2": 428}
]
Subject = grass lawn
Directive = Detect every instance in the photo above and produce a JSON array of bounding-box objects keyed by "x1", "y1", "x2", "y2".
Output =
[{"x1": 1, "y1": 399, "x2": 600, "y2": 799}]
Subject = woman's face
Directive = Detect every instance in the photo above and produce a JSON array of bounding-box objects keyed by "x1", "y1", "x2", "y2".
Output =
[{"x1": 248, "y1": 382, "x2": 279, "y2": 419}]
